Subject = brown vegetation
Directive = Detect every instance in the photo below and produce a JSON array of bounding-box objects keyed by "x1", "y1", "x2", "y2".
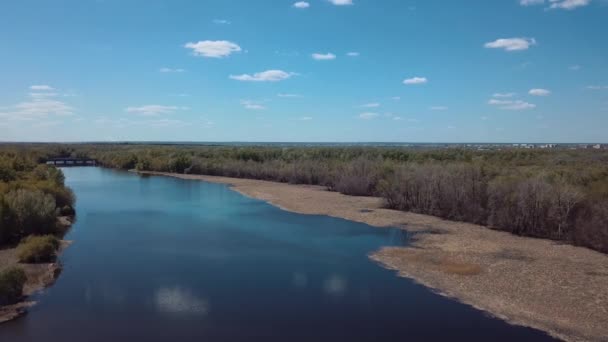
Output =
[
  {"x1": 0, "y1": 267, "x2": 26, "y2": 306},
  {"x1": 53, "y1": 143, "x2": 606, "y2": 254},
  {"x1": 16, "y1": 235, "x2": 60, "y2": 263}
]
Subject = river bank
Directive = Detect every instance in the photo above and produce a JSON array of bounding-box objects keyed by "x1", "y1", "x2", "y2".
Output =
[
  {"x1": 0, "y1": 217, "x2": 73, "y2": 323},
  {"x1": 138, "y1": 171, "x2": 608, "y2": 342}
]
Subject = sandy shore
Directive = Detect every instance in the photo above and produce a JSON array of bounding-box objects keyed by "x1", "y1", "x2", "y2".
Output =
[
  {"x1": 139, "y1": 171, "x2": 608, "y2": 342},
  {"x1": 0, "y1": 218, "x2": 73, "y2": 323}
]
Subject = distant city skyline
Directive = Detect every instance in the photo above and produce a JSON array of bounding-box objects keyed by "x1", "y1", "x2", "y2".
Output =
[{"x1": 1, "y1": 0, "x2": 607, "y2": 142}]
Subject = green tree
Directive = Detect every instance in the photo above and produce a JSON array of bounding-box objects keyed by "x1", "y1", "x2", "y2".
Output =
[
  {"x1": 32, "y1": 164, "x2": 65, "y2": 185},
  {"x1": 4, "y1": 189, "x2": 57, "y2": 236},
  {"x1": 0, "y1": 161, "x2": 16, "y2": 182}
]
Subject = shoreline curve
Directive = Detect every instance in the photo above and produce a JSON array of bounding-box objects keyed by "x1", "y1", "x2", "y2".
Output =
[{"x1": 136, "y1": 170, "x2": 608, "y2": 342}]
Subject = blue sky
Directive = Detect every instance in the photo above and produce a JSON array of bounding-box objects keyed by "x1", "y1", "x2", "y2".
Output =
[{"x1": 1, "y1": 0, "x2": 607, "y2": 142}]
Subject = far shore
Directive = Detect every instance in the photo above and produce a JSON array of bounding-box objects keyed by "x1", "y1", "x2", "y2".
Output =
[
  {"x1": 0, "y1": 218, "x2": 73, "y2": 323},
  {"x1": 137, "y1": 170, "x2": 608, "y2": 342}
]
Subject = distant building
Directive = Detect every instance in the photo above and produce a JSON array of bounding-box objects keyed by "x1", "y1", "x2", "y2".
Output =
[{"x1": 593, "y1": 144, "x2": 601, "y2": 149}]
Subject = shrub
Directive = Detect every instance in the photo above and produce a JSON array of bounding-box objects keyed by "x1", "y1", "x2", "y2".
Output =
[
  {"x1": 16, "y1": 235, "x2": 60, "y2": 263},
  {"x1": 334, "y1": 157, "x2": 381, "y2": 196},
  {"x1": 32, "y1": 164, "x2": 65, "y2": 185},
  {"x1": 4, "y1": 189, "x2": 57, "y2": 236},
  {"x1": 36, "y1": 182, "x2": 75, "y2": 208},
  {"x1": 574, "y1": 201, "x2": 608, "y2": 253},
  {"x1": 170, "y1": 154, "x2": 192, "y2": 173},
  {"x1": 0, "y1": 198, "x2": 11, "y2": 244},
  {"x1": 0, "y1": 161, "x2": 17, "y2": 182},
  {"x1": 0, "y1": 267, "x2": 27, "y2": 305}
]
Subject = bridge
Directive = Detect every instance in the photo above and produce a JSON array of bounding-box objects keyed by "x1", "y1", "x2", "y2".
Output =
[{"x1": 45, "y1": 158, "x2": 98, "y2": 166}]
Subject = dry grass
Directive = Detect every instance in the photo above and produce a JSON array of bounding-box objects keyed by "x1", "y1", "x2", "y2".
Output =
[
  {"x1": 383, "y1": 251, "x2": 482, "y2": 276},
  {"x1": 439, "y1": 260, "x2": 483, "y2": 276}
]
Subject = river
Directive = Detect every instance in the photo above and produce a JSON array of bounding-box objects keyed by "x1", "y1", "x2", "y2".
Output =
[{"x1": 0, "y1": 167, "x2": 554, "y2": 341}]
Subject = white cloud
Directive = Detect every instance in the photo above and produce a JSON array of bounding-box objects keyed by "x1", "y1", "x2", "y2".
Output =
[
  {"x1": 296, "y1": 116, "x2": 313, "y2": 121},
  {"x1": 346, "y1": 52, "x2": 360, "y2": 57},
  {"x1": 359, "y1": 112, "x2": 379, "y2": 119},
  {"x1": 403, "y1": 77, "x2": 427, "y2": 85},
  {"x1": 549, "y1": 0, "x2": 591, "y2": 10},
  {"x1": 384, "y1": 113, "x2": 404, "y2": 121},
  {"x1": 29, "y1": 92, "x2": 59, "y2": 99},
  {"x1": 293, "y1": 1, "x2": 310, "y2": 8},
  {"x1": 230, "y1": 70, "x2": 294, "y2": 82},
  {"x1": 430, "y1": 106, "x2": 448, "y2": 111},
  {"x1": 587, "y1": 85, "x2": 608, "y2": 90},
  {"x1": 94, "y1": 117, "x2": 194, "y2": 128},
  {"x1": 488, "y1": 99, "x2": 512, "y2": 105},
  {"x1": 277, "y1": 93, "x2": 302, "y2": 98},
  {"x1": 391, "y1": 96, "x2": 401, "y2": 101},
  {"x1": 241, "y1": 100, "x2": 266, "y2": 110},
  {"x1": 520, "y1": 0, "x2": 545, "y2": 6},
  {"x1": 33, "y1": 120, "x2": 61, "y2": 128},
  {"x1": 529, "y1": 88, "x2": 551, "y2": 96},
  {"x1": 212, "y1": 19, "x2": 230, "y2": 24},
  {"x1": 184, "y1": 40, "x2": 241, "y2": 58},
  {"x1": 244, "y1": 104, "x2": 265, "y2": 110},
  {"x1": 125, "y1": 105, "x2": 185, "y2": 116},
  {"x1": 30, "y1": 85, "x2": 54, "y2": 91},
  {"x1": 312, "y1": 53, "x2": 336, "y2": 60},
  {"x1": 0, "y1": 87, "x2": 73, "y2": 121},
  {"x1": 328, "y1": 0, "x2": 353, "y2": 5},
  {"x1": 13, "y1": 99, "x2": 73, "y2": 117},
  {"x1": 493, "y1": 92, "x2": 516, "y2": 98},
  {"x1": 484, "y1": 38, "x2": 536, "y2": 51},
  {"x1": 569, "y1": 65, "x2": 582, "y2": 71},
  {"x1": 146, "y1": 119, "x2": 191, "y2": 127},
  {"x1": 360, "y1": 103, "x2": 380, "y2": 108},
  {"x1": 159, "y1": 67, "x2": 185, "y2": 73},
  {"x1": 488, "y1": 99, "x2": 536, "y2": 110},
  {"x1": 503, "y1": 101, "x2": 536, "y2": 110}
]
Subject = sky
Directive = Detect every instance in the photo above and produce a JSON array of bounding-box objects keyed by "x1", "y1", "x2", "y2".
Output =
[{"x1": 0, "y1": 0, "x2": 607, "y2": 143}]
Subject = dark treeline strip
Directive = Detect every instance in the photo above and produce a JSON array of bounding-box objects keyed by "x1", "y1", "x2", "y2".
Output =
[{"x1": 5, "y1": 143, "x2": 608, "y2": 253}]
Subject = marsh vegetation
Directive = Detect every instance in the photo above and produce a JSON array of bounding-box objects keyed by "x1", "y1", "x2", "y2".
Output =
[{"x1": 12, "y1": 143, "x2": 605, "y2": 254}]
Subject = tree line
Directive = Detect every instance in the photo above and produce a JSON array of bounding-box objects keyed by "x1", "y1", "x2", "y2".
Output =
[{"x1": 5, "y1": 143, "x2": 607, "y2": 253}]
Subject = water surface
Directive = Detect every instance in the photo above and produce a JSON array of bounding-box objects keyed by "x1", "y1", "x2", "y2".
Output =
[{"x1": 0, "y1": 168, "x2": 554, "y2": 341}]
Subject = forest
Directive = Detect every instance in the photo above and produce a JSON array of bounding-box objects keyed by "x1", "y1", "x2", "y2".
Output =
[
  {"x1": 3, "y1": 143, "x2": 607, "y2": 254},
  {"x1": 0, "y1": 146, "x2": 75, "y2": 305},
  {"x1": 0, "y1": 148, "x2": 74, "y2": 245}
]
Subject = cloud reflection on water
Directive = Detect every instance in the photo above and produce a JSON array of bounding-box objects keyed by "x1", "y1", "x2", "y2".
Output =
[
  {"x1": 154, "y1": 286, "x2": 209, "y2": 315},
  {"x1": 324, "y1": 274, "x2": 347, "y2": 296}
]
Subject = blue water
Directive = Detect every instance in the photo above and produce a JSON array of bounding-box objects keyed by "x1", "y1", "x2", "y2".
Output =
[{"x1": 0, "y1": 168, "x2": 554, "y2": 341}]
